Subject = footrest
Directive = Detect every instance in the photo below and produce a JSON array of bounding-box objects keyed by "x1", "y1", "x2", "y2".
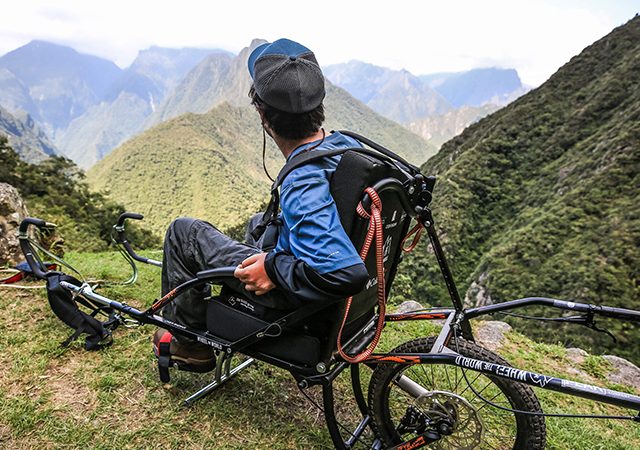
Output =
[{"x1": 153, "y1": 329, "x2": 217, "y2": 382}]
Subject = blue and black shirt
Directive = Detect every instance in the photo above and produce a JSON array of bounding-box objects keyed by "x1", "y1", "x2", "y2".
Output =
[{"x1": 263, "y1": 132, "x2": 369, "y2": 304}]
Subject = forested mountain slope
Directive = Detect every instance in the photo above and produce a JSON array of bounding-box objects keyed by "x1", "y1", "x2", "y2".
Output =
[{"x1": 403, "y1": 16, "x2": 640, "y2": 361}]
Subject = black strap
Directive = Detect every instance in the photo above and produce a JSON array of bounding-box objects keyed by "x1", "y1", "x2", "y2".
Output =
[
  {"x1": 250, "y1": 147, "x2": 352, "y2": 241},
  {"x1": 45, "y1": 273, "x2": 111, "y2": 350},
  {"x1": 158, "y1": 341, "x2": 172, "y2": 383},
  {"x1": 61, "y1": 327, "x2": 84, "y2": 348},
  {"x1": 337, "y1": 130, "x2": 420, "y2": 173}
]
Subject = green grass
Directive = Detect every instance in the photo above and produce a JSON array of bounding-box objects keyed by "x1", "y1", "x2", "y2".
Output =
[{"x1": 0, "y1": 251, "x2": 638, "y2": 449}]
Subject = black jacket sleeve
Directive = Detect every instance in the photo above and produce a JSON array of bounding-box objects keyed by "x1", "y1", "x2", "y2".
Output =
[{"x1": 264, "y1": 251, "x2": 368, "y2": 304}]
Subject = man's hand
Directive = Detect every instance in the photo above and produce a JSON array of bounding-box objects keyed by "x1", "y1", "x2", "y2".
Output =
[{"x1": 234, "y1": 252, "x2": 276, "y2": 296}]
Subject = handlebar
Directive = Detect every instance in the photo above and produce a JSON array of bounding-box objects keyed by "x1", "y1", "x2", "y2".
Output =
[
  {"x1": 196, "y1": 267, "x2": 237, "y2": 280},
  {"x1": 116, "y1": 212, "x2": 143, "y2": 228},
  {"x1": 114, "y1": 212, "x2": 162, "y2": 267},
  {"x1": 465, "y1": 297, "x2": 640, "y2": 323},
  {"x1": 19, "y1": 217, "x2": 47, "y2": 233},
  {"x1": 595, "y1": 304, "x2": 640, "y2": 322},
  {"x1": 18, "y1": 217, "x2": 53, "y2": 279}
]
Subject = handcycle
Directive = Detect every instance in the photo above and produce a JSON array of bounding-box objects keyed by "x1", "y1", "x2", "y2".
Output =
[{"x1": 18, "y1": 132, "x2": 640, "y2": 449}]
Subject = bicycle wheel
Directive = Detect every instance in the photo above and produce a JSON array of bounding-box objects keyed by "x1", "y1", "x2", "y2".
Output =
[{"x1": 368, "y1": 336, "x2": 546, "y2": 449}]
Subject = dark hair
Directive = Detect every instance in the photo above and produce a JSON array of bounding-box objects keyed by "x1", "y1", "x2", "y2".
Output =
[{"x1": 249, "y1": 85, "x2": 325, "y2": 140}]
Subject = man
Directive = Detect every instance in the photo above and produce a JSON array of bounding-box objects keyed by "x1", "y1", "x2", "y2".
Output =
[{"x1": 154, "y1": 39, "x2": 369, "y2": 369}]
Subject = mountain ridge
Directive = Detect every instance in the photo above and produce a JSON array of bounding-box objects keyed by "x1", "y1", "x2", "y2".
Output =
[
  {"x1": 87, "y1": 77, "x2": 436, "y2": 235},
  {"x1": 56, "y1": 46, "x2": 225, "y2": 167},
  {"x1": 324, "y1": 60, "x2": 453, "y2": 124},
  {"x1": 0, "y1": 105, "x2": 57, "y2": 162},
  {"x1": 0, "y1": 40, "x2": 123, "y2": 135},
  {"x1": 403, "y1": 15, "x2": 640, "y2": 360}
]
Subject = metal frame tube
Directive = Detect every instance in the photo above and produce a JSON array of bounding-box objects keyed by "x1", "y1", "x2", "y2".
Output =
[
  {"x1": 371, "y1": 352, "x2": 640, "y2": 412},
  {"x1": 183, "y1": 358, "x2": 255, "y2": 406},
  {"x1": 466, "y1": 296, "x2": 640, "y2": 322}
]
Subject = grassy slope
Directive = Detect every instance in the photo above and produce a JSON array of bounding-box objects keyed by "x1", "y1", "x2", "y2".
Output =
[
  {"x1": 87, "y1": 104, "x2": 272, "y2": 236},
  {"x1": 403, "y1": 16, "x2": 640, "y2": 360},
  {"x1": 0, "y1": 251, "x2": 638, "y2": 448}
]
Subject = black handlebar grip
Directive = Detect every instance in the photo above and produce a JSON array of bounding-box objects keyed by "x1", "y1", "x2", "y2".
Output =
[
  {"x1": 19, "y1": 217, "x2": 47, "y2": 233},
  {"x1": 598, "y1": 305, "x2": 640, "y2": 322},
  {"x1": 18, "y1": 218, "x2": 48, "y2": 279},
  {"x1": 116, "y1": 212, "x2": 144, "y2": 228},
  {"x1": 196, "y1": 267, "x2": 237, "y2": 280}
]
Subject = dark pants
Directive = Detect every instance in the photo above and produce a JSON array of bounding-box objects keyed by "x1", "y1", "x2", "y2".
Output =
[{"x1": 160, "y1": 216, "x2": 286, "y2": 334}]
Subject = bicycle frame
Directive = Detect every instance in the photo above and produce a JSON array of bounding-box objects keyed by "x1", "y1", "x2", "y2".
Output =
[
  {"x1": 377, "y1": 301, "x2": 640, "y2": 412},
  {"x1": 369, "y1": 207, "x2": 640, "y2": 416}
]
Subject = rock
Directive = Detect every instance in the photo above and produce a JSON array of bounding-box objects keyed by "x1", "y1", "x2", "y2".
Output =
[
  {"x1": 602, "y1": 355, "x2": 640, "y2": 390},
  {"x1": 475, "y1": 321, "x2": 512, "y2": 351},
  {"x1": 464, "y1": 271, "x2": 492, "y2": 307},
  {"x1": 566, "y1": 347, "x2": 589, "y2": 365},
  {"x1": 564, "y1": 348, "x2": 591, "y2": 379},
  {"x1": 0, "y1": 182, "x2": 29, "y2": 266},
  {"x1": 394, "y1": 300, "x2": 424, "y2": 314}
]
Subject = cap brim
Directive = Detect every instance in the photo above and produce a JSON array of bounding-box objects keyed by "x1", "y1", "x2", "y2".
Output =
[{"x1": 248, "y1": 42, "x2": 270, "y2": 79}]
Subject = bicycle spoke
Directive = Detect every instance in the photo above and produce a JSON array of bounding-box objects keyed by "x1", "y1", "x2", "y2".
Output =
[
  {"x1": 475, "y1": 391, "x2": 506, "y2": 413},
  {"x1": 453, "y1": 366, "x2": 461, "y2": 392},
  {"x1": 458, "y1": 371, "x2": 483, "y2": 396},
  {"x1": 444, "y1": 364, "x2": 453, "y2": 391}
]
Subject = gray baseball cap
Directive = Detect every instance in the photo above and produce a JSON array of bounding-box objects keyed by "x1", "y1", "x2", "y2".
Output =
[{"x1": 248, "y1": 38, "x2": 325, "y2": 114}]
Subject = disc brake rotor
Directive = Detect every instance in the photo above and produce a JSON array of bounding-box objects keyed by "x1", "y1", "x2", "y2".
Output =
[{"x1": 414, "y1": 390, "x2": 483, "y2": 449}]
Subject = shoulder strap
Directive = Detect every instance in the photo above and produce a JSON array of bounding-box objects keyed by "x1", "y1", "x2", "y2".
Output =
[
  {"x1": 250, "y1": 148, "x2": 367, "y2": 241},
  {"x1": 251, "y1": 131, "x2": 418, "y2": 241},
  {"x1": 337, "y1": 130, "x2": 420, "y2": 173}
]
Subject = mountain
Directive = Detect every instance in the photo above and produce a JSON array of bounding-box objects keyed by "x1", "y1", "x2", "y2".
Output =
[
  {"x1": 54, "y1": 91, "x2": 153, "y2": 168},
  {"x1": 145, "y1": 42, "x2": 434, "y2": 161},
  {"x1": 144, "y1": 41, "x2": 256, "y2": 126},
  {"x1": 407, "y1": 104, "x2": 499, "y2": 148},
  {"x1": 0, "y1": 135, "x2": 157, "y2": 252},
  {"x1": 324, "y1": 62, "x2": 529, "y2": 150},
  {"x1": 0, "y1": 105, "x2": 57, "y2": 162},
  {"x1": 0, "y1": 41, "x2": 122, "y2": 136},
  {"x1": 121, "y1": 46, "x2": 229, "y2": 97},
  {"x1": 324, "y1": 60, "x2": 453, "y2": 123},
  {"x1": 420, "y1": 67, "x2": 528, "y2": 107},
  {"x1": 404, "y1": 16, "x2": 640, "y2": 360},
  {"x1": 56, "y1": 47, "x2": 226, "y2": 168},
  {"x1": 0, "y1": 68, "x2": 39, "y2": 120},
  {"x1": 87, "y1": 93, "x2": 434, "y2": 235},
  {"x1": 322, "y1": 83, "x2": 436, "y2": 165},
  {"x1": 87, "y1": 103, "x2": 272, "y2": 235},
  {"x1": 86, "y1": 74, "x2": 436, "y2": 236}
]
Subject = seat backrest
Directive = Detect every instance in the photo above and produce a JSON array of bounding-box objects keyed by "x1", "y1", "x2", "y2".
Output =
[{"x1": 306, "y1": 150, "x2": 414, "y2": 361}]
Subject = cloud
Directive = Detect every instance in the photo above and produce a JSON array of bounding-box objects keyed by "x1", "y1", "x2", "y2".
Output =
[
  {"x1": 36, "y1": 6, "x2": 78, "y2": 23},
  {"x1": 0, "y1": 0, "x2": 636, "y2": 85}
]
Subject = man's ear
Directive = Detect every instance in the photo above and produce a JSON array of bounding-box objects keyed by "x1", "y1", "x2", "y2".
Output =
[{"x1": 258, "y1": 110, "x2": 275, "y2": 138}]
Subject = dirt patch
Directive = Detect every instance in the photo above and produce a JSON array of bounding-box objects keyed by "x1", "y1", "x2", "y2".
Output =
[{"x1": 44, "y1": 358, "x2": 97, "y2": 417}]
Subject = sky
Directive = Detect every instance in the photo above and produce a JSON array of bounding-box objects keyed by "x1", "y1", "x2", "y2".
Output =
[{"x1": 1, "y1": 0, "x2": 638, "y2": 86}]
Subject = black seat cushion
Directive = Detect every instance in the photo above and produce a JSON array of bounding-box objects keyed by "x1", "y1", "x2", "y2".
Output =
[{"x1": 206, "y1": 293, "x2": 321, "y2": 367}]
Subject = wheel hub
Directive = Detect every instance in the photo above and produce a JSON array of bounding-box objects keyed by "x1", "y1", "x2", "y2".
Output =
[{"x1": 413, "y1": 391, "x2": 483, "y2": 449}]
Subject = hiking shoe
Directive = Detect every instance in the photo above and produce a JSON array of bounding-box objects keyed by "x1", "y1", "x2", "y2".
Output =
[{"x1": 153, "y1": 328, "x2": 216, "y2": 373}]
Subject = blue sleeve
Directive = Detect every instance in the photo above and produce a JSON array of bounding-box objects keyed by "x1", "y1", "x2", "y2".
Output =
[{"x1": 278, "y1": 171, "x2": 364, "y2": 274}]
